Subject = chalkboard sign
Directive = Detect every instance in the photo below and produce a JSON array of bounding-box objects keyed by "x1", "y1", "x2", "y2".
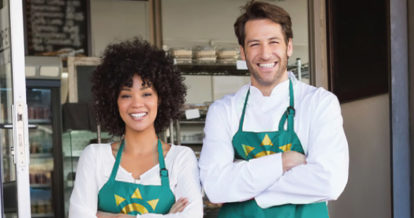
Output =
[{"x1": 24, "y1": 0, "x2": 88, "y2": 56}]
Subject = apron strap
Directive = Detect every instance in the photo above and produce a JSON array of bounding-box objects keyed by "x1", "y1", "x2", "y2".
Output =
[
  {"x1": 237, "y1": 88, "x2": 250, "y2": 132},
  {"x1": 109, "y1": 139, "x2": 170, "y2": 187},
  {"x1": 278, "y1": 79, "x2": 295, "y2": 131},
  {"x1": 108, "y1": 140, "x2": 125, "y2": 182},
  {"x1": 157, "y1": 139, "x2": 170, "y2": 187}
]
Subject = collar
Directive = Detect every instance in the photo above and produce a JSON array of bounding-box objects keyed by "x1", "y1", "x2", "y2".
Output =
[{"x1": 248, "y1": 71, "x2": 297, "y2": 98}]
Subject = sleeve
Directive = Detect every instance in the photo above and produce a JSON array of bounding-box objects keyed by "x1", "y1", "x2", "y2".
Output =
[
  {"x1": 68, "y1": 145, "x2": 100, "y2": 218},
  {"x1": 137, "y1": 148, "x2": 203, "y2": 218},
  {"x1": 255, "y1": 94, "x2": 349, "y2": 208},
  {"x1": 198, "y1": 102, "x2": 284, "y2": 204}
]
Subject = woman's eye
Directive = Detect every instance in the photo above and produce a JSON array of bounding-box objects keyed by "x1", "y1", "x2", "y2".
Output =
[
  {"x1": 120, "y1": 94, "x2": 131, "y2": 99},
  {"x1": 143, "y1": 92, "x2": 152, "y2": 97}
]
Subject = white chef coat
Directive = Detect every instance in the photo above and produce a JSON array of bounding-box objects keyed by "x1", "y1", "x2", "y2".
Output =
[
  {"x1": 69, "y1": 143, "x2": 203, "y2": 218},
  {"x1": 199, "y1": 72, "x2": 349, "y2": 208}
]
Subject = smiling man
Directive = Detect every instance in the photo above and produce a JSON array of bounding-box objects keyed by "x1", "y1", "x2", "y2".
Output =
[{"x1": 198, "y1": 1, "x2": 349, "y2": 218}]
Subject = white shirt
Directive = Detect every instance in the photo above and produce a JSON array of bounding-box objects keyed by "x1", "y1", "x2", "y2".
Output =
[
  {"x1": 69, "y1": 144, "x2": 203, "y2": 218},
  {"x1": 199, "y1": 73, "x2": 349, "y2": 208}
]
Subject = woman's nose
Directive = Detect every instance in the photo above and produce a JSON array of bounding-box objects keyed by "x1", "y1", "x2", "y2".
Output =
[{"x1": 131, "y1": 94, "x2": 144, "y2": 106}]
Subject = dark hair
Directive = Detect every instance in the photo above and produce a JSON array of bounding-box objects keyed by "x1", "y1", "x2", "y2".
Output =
[
  {"x1": 91, "y1": 38, "x2": 186, "y2": 136},
  {"x1": 234, "y1": 1, "x2": 293, "y2": 46}
]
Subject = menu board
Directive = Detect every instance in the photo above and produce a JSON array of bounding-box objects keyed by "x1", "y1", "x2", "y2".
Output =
[{"x1": 24, "y1": 0, "x2": 88, "y2": 56}]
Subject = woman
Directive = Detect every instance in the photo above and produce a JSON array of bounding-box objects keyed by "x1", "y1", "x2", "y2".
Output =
[{"x1": 69, "y1": 38, "x2": 203, "y2": 218}]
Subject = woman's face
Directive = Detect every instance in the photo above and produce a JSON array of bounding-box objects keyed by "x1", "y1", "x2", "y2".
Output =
[{"x1": 117, "y1": 75, "x2": 158, "y2": 134}]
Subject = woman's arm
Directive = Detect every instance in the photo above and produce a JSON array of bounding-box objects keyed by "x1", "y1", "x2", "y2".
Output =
[{"x1": 69, "y1": 145, "x2": 100, "y2": 218}]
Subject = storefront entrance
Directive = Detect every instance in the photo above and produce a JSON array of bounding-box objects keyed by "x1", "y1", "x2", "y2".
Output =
[{"x1": 0, "y1": 0, "x2": 32, "y2": 217}]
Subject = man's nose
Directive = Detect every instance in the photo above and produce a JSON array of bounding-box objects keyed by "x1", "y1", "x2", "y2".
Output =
[{"x1": 260, "y1": 44, "x2": 272, "y2": 60}]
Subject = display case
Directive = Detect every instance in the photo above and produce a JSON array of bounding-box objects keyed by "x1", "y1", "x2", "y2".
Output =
[
  {"x1": 26, "y1": 79, "x2": 64, "y2": 218},
  {"x1": 62, "y1": 129, "x2": 112, "y2": 217}
]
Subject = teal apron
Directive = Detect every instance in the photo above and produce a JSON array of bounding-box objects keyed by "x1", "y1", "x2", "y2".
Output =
[
  {"x1": 218, "y1": 80, "x2": 329, "y2": 218},
  {"x1": 98, "y1": 139, "x2": 175, "y2": 215}
]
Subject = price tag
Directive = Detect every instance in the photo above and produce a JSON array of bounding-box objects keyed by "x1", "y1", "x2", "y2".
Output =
[{"x1": 185, "y1": 109, "x2": 200, "y2": 120}]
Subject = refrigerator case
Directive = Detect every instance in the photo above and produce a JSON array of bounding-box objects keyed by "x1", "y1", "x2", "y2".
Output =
[{"x1": 26, "y1": 79, "x2": 64, "y2": 218}]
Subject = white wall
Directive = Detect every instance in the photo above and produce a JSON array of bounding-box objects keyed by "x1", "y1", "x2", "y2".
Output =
[
  {"x1": 329, "y1": 94, "x2": 392, "y2": 218},
  {"x1": 90, "y1": 0, "x2": 150, "y2": 56}
]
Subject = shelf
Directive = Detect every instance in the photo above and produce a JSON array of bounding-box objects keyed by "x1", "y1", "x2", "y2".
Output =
[
  {"x1": 179, "y1": 120, "x2": 205, "y2": 124},
  {"x1": 30, "y1": 183, "x2": 51, "y2": 188},
  {"x1": 30, "y1": 153, "x2": 53, "y2": 159},
  {"x1": 29, "y1": 119, "x2": 52, "y2": 125},
  {"x1": 176, "y1": 63, "x2": 249, "y2": 76},
  {"x1": 181, "y1": 141, "x2": 203, "y2": 145},
  {"x1": 32, "y1": 213, "x2": 54, "y2": 218}
]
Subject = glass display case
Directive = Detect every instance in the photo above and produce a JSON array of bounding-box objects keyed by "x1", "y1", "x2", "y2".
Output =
[
  {"x1": 62, "y1": 129, "x2": 112, "y2": 217},
  {"x1": 26, "y1": 79, "x2": 64, "y2": 218}
]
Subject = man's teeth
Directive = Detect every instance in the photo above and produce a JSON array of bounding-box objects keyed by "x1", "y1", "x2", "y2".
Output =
[
  {"x1": 259, "y1": 63, "x2": 275, "y2": 68},
  {"x1": 131, "y1": 113, "x2": 146, "y2": 118}
]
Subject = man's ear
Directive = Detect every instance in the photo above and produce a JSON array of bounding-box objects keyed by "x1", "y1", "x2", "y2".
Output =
[
  {"x1": 239, "y1": 45, "x2": 246, "y2": 60},
  {"x1": 287, "y1": 38, "x2": 293, "y2": 57}
]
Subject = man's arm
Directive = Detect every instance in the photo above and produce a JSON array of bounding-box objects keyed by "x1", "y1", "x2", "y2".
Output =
[
  {"x1": 199, "y1": 102, "x2": 304, "y2": 203},
  {"x1": 255, "y1": 94, "x2": 349, "y2": 208}
]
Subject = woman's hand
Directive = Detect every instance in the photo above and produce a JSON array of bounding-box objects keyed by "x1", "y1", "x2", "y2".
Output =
[
  {"x1": 96, "y1": 211, "x2": 133, "y2": 218},
  {"x1": 168, "y1": 198, "x2": 189, "y2": 214}
]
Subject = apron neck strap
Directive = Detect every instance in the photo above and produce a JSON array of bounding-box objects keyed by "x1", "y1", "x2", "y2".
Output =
[
  {"x1": 238, "y1": 88, "x2": 250, "y2": 132},
  {"x1": 157, "y1": 139, "x2": 170, "y2": 187},
  {"x1": 109, "y1": 140, "x2": 125, "y2": 181},
  {"x1": 278, "y1": 78, "x2": 295, "y2": 131},
  {"x1": 109, "y1": 139, "x2": 170, "y2": 186}
]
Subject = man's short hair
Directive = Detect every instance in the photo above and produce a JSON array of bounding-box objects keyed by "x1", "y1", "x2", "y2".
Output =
[{"x1": 234, "y1": 1, "x2": 293, "y2": 46}]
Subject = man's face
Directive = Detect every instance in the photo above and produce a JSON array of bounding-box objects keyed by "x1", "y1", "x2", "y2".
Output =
[{"x1": 240, "y1": 19, "x2": 293, "y2": 93}]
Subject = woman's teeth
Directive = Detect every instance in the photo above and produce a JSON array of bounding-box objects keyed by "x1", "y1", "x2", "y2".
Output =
[{"x1": 131, "y1": 113, "x2": 146, "y2": 118}]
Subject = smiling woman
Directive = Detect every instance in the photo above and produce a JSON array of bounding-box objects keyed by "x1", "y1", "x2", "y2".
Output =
[{"x1": 68, "y1": 38, "x2": 203, "y2": 218}]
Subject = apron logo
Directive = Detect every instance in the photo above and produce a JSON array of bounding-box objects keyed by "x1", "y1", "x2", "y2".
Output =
[
  {"x1": 241, "y1": 135, "x2": 293, "y2": 158},
  {"x1": 114, "y1": 187, "x2": 159, "y2": 214},
  {"x1": 261, "y1": 134, "x2": 274, "y2": 146},
  {"x1": 279, "y1": 144, "x2": 292, "y2": 152}
]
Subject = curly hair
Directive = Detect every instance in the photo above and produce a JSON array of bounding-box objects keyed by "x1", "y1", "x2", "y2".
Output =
[
  {"x1": 91, "y1": 38, "x2": 186, "y2": 136},
  {"x1": 234, "y1": 1, "x2": 293, "y2": 47}
]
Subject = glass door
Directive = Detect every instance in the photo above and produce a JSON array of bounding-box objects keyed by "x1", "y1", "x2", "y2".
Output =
[{"x1": 0, "y1": 0, "x2": 32, "y2": 217}]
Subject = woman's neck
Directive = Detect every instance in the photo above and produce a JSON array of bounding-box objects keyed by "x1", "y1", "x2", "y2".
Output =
[{"x1": 123, "y1": 128, "x2": 158, "y2": 155}]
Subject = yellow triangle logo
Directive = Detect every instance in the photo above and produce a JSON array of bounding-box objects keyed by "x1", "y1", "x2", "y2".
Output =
[
  {"x1": 131, "y1": 188, "x2": 143, "y2": 199},
  {"x1": 261, "y1": 134, "x2": 273, "y2": 146},
  {"x1": 115, "y1": 194, "x2": 126, "y2": 206},
  {"x1": 279, "y1": 144, "x2": 292, "y2": 152},
  {"x1": 147, "y1": 199, "x2": 159, "y2": 210},
  {"x1": 242, "y1": 144, "x2": 255, "y2": 156}
]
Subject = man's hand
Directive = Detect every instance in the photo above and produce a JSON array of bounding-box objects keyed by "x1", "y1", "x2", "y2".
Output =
[
  {"x1": 282, "y1": 151, "x2": 306, "y2": 172},
  {"x1": 169, "y1": 197, "x2": 189, "y2": 214}
]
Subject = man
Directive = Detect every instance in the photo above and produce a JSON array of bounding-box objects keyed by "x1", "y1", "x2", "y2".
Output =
[{"x1": 198, "y1": 1, "x2": 349, "y2": 218}]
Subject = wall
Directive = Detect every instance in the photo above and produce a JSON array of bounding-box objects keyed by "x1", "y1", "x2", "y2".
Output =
[
  {"x1": 329, "y1": 94, "x2": 392, "y2": 218},
  {"x1": 89, "y1": 0, "x2": 150, "y2": 56}
]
